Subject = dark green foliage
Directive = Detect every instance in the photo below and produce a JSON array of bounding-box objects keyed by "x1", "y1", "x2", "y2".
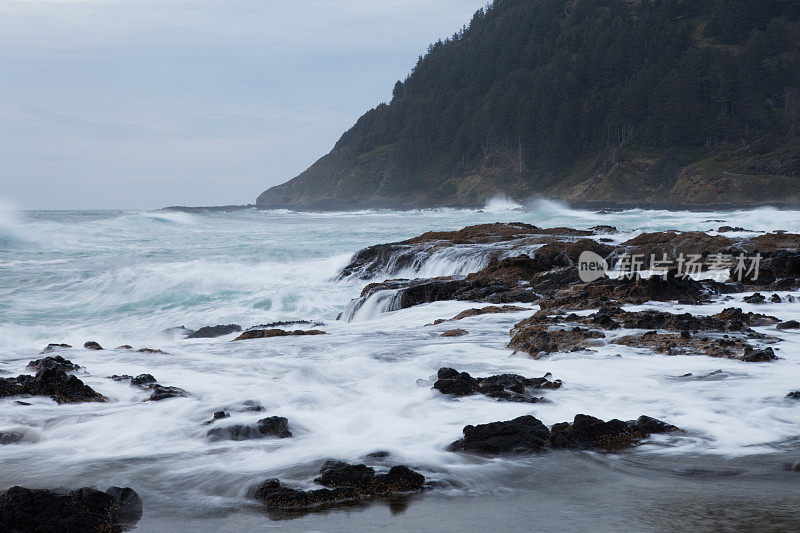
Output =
[
  {"x1": 343, "y1": 1, "x2": 797, "y2": 179},
  {"x1": 259, "y1": 0, "x2": 800, "y2": 207}
]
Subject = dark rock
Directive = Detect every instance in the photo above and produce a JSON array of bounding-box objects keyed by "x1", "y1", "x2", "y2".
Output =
[
  {"x1": 770, "y1": 293, "x2": 783, "y2": 303},
  {"x1": 539, "y1": 271, "x2": 715, "y2": 310},
  {"x1": 105, "y1": 487, "x2": 143, "y2": 524},
  {"x1": 115, "y1": 345, "x2": 133, "y2": 350},
  {"x1": 187, "y1": 324, "x2": 242, "y2": 339},
  {"x1": 449, "y1": 415, "x2": 552, "y2": 454},
  {"x1": 146, "y1": 385, "x2": 188, "y2": 402},
  {"x1": 433, "y1": 367, "x2": 561, "y2": 402},
  {"x1": 40, "y1": 343, "x2": 72, "y2": 354},
  {"x1": 777, "y1": 320, "x2": 800, "y2": 330},
  {"x1": 203, "y1": 411, "x2": 230, "y2": 425},
  {"x1": 743, "y1": 293, "x2": 766, "y2": 304},
  {"x1": 718, "y1": 226, "x2": 748, "y2": 232},
  {"x1": 83, "y1": 341, "x2": 103, "y2": 350},
  {"x1": 448, "y1": 305, "x2": 529, "y2": 321},
  {"x1": 207, "y1": 416, "x2": 292, "y2": 440},
  {"x1": 27, "y1": 356, "x2": 80, "y2": 373},
  {"x1": 136, "y1": 348, "x2": 165, "y2": 354},
  {"x1": 786, "y1": 391, "x2": 800, "y2": 400},
  {"x1": 440, "y1": 329, "x2": 468, "y2": 337},
  {"x1": 254, "y1": 461, "x2": 425, "y2": 511},
  {"x1": 0, "y1": 486, "x2": 140, "y2": 533},
  {"x1": 109, "y1": 375, "x2": 133, "y2": 382},
  {"x1": 741, "y1": 346, "x2": 777, "y2": 362},
  {"x1": 233, "y1": 329, "x2": 326, "y2": 341},
  {"x1": 0, "y1": 431, "x2": 24, "y2": 445},
  {"x1": 1, "y1": 368, "x2": 106, "y2": 404},
  {"x1": 450, "y1": 414, "x2": 678, "y2": 455},
  {"x1": 253, "y1": 479, "x2": 359, "y2": 511},
  {"x1": 256, "y1": 416, "x2": 293, "y2": 438},
  {"x1": 242, "y1": 400, "x2": 264, "y2": 412},
  {"x1": 207, "y1": 424, "x2": 264, "y2": 441},
  {"x1": 615, "y1": 332, "x2": 778, "y2": 362},
  {"x1": 130, "y1": 374, "x2": 157, "y2": 387},
  {"x1": 508, "y1": 325, "x2": 605, "y2": 357},
  {"x1": 590, "y1": 225, "x2": 618, "y2": 233}
]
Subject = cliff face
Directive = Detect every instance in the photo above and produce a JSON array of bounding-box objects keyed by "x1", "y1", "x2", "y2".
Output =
[{"x1": 258, "y1": 0, "x2": 800, "y2": 209}]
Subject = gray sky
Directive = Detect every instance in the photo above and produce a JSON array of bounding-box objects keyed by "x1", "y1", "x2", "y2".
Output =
[{"x1": 0, "y1": 0, "x2": 487, "y2": 210}]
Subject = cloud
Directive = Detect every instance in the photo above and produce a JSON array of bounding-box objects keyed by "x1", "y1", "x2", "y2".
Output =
[{"x1": 0, "y1": 0, "x2": 489, "y2": 209}]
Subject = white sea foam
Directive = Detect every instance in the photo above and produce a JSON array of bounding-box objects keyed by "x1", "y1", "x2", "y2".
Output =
[{"x1": 1, "y1": 207, "x2": 799, "y2": 520}]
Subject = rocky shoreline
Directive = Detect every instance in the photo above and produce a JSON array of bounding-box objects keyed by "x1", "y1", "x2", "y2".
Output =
[{"x1": 2, "y1": 222, "x2": 800, "y2": 528}]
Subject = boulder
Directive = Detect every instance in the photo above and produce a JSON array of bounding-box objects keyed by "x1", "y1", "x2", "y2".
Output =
[
  {"x1": 254, "y1": 461, "x2": 425, "y2": 511},
  {"x1": 39, "y1": 343, "x2": 72, "y2": 354},
  {"x1": 27, "y1": 356, "x2": 80, "y2": 373},
  {"x1": 450, "y1": 414, "x2": 678, "y2": 455},
  {"x1": 0, "y1": 368, "x2": 106, "y2": 404},
  {"x1": 233, "y1": 329, "x2": 326, "y2": 341},
  {"x1": 777, "y1": 320, "x2": 800, "y2": 330},
  {"x1": 440, "y1": 329, "x2": 468, "y2": 337},
  {"x1": 0, "y1": 486, "x2": 141, "y2": 533},
  {"x1": 83, "y1": 341, "x2": 103, "y2": 350},
  {"x1": 207, "y1": 416, "x2": 292, "y2": 441},
  {"x1": 508, "y1": 325, "x2": 605, "y2": 358},
  {"x1": 187, "y1": 324, "x2": 242, "y2": 339},
  {"x1": 433, "y1": 367, "x2": 561, "y2": 402}
]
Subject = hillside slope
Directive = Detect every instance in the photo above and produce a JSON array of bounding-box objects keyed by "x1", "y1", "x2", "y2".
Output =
[{"x1": 258, "y1": 0, "x2": 800, "y2": 209}]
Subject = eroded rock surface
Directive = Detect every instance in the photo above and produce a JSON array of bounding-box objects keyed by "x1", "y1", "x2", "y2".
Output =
[
  {"x1": 0, "y1": 368, "x2": 105, "y2": 404},
  {"x1": 254, "y1": 461, "x2": 425, "y2": 511},
  {"x1": 433, "y1": 367, "x2": 561, "y2": 402},
  {"x1": 450, "y1": 414, "x2": 678, "y2": 455}
]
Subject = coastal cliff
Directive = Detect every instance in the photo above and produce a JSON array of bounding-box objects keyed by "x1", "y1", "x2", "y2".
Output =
[{"x1": 258, "y1": 0, "x2": 800, "y2": 209}]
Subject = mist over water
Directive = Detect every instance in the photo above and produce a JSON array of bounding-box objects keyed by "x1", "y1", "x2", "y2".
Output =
[{"x1": 2, "y1": 200, "x2": 800, "y2": 528}]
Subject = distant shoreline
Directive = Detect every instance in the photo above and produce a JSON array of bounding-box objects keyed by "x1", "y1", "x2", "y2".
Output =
[{"x1": 160, "y1": 199, "x2": 800, "y2": 214}]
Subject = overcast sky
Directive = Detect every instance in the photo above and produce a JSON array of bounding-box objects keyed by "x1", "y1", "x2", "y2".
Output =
[{"x1": 0, "y1": 0, "x2": 487, "y2": 210}]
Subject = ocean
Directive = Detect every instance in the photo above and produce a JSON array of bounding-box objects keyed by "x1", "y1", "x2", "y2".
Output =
[{"x1": 2, "y1": 199, "x2": 800, "y2": 531}]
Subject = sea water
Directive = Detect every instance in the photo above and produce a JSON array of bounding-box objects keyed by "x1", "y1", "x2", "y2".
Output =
[{"x1": 1, "y1": 200, "x2": 800, "y2": 530}]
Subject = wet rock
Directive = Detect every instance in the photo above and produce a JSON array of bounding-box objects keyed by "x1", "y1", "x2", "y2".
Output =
[
  {"x1": 508, "y1": 325, "x2": 605, "y2": 358},
  {"x1": 448, "y1": 305, "x2": 528, "y2": 321},
  {"x1": 770, "y1": 293, "x2": 782, "y2": 303},
  {"x1": 109, "y1": 375, "x2": 133, "y2": 382},
  {"x1": 136, "y1": 348, "x2": 165, "y2": 354},
  {"x1": 620, "y1": 231, "x2": 734, "y2": 263},
  {"x1": 590, "y1": 225, "x2": 618, "y2": 233},
  {"x1": 187, "y1": 324, "x2": 242, "y2": 339},
  {"x1": 105, "y1": 486, "x2": 143, "y2": 524},
  {"x1": 40, "y1": 343, "x2": 72, "y2": 354},
  {"x1": 242, "y1": 400, "x2": 264, "y2": 412},
  {"x1": 83, "y1": 341, "x2": 103, "y2": 350},
  {"x1": 785, "y1": 391, "x2": 800, "y2": 400},
  {"x1": 254, "y1": 461, "x2": 425, "y2": 511},
  {"x1": 146, "y1": 385, "x2": 188, "y2": 402},
  {"x1": 26, "y1": 355, "x2": 80, "y2": 373},
  {"x1": 257, "y1": 416, "x2": 293, "y2": 438},
  {"x1": 549, "y1": 414, "x2": 678, "y2": 451},
  {"x1": 233, "y1": 329, "x2": 326, "y2": 341},
  {"x1": 115, "y1": 345, "x2": 133, "y2": 350},
  {"x1": 130, "y1": 374, "x2": 157, "y2": 387},
  {"x1": 433, "y1": 367, "x2": 561, "y2": 402},
  {"x1": 743, "y1": 293, "x2": 766, "y2": 304},
  {"x1": 203, "y1": 411, "x2": 230, "y2": 425},
  {"x1": 0, "y1": 431, "x2": 24, "y2": 445},
  {"x1": 527, "y1": 306, "x2": 779, "y2": 333},
  {"x1": 777, "y1": 320, "x2": 800, "y2": 330},
  {"x1": 450, "y1": 414, "x2": 678, "y2": 455},
  {"x1": 254, "y1": 479, "x2": 359, "y2": 511},
  {"x1": 449, "y1": 415, "x2": 552, "y2": 454},
  {"x1": 206, "y1": 424, "x2": 264, "y2": 441},
  {"x1": 718, "y1": 226, "x2": 749, "y2": 232},
  {"x1": 741, "y1": 346, "x2": 777, "y2": 362},
  {"x1": 538, "y1": 271, "x2": 715, "y2": 310},
  {"x1": 1, "y1": 368, "x2": 106, "y2": 404},
  {"x1": 207, "y1": 416, "x2": 292, "y2": 440},
  {"x1": 440, "y1": 329, "x2": 468, "y2": 337},
  {"x1": 614, "y1": 332, "x2": 778, "y2": 362},
  {"x1": 0, "y1": 486, "x2": 141, "y2": 533}
]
